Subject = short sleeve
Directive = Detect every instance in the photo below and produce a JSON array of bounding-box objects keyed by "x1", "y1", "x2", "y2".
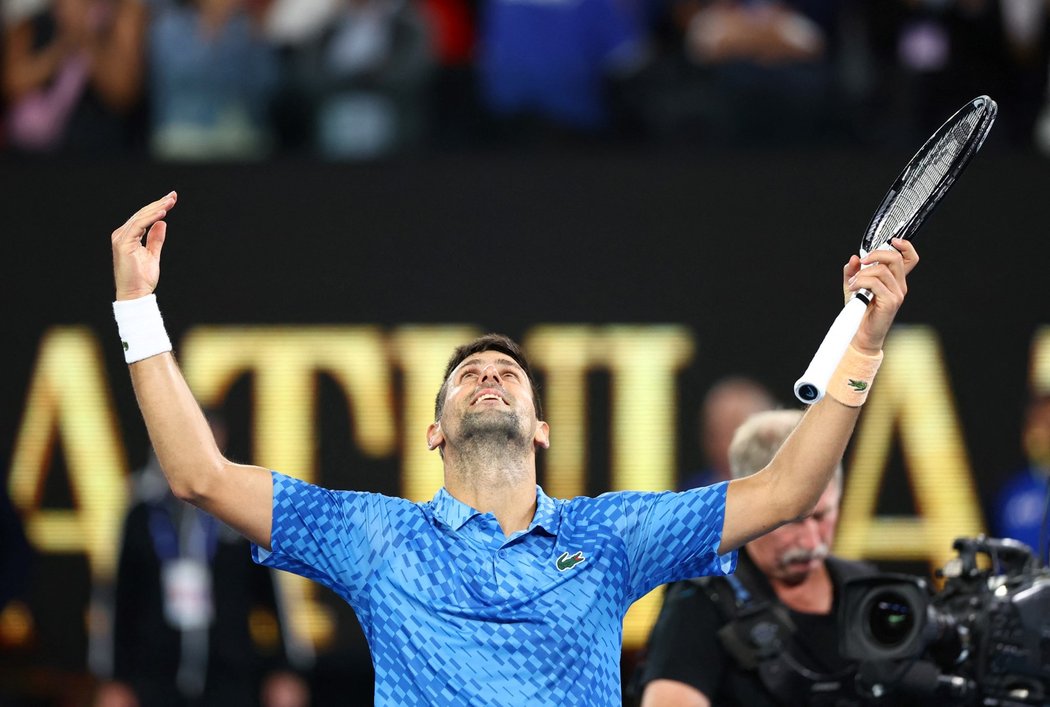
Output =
[
  {"x1": 251, "y1": 471, "x2": 402, "y2": 603},
  {"x1": 617, "y1": 482, "x2": 737, "y2": 600}
]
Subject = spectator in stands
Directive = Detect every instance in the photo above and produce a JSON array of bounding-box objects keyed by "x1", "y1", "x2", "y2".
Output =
[
  {"x1": 680, "y1": 376, "x2": 776, "y2": 490},
  {"x1": 261, "y1": 0, "x2": 338, "y2": 47},
  {"x1": 475, "y1": 0, "x2": 652, "y2": 136},
  {"x1": 861, "y1": 0, "x2": 1047, "y2": 149},
  {"x1": 2, "y1": 0, "x2": 146, "y2": 154},
  {"x1": 667, "y1": 0, "x2": 846, "y2": 145},
  {"x1": 993, "y1": 393, "x2": 1050, "y2": 554},
  {"x1": 94, "y1": 412, "x2": 311, "y2": 707},
  {"x1": 147, "y1": 0, "x2": 279, "y2": 160},
  {"x1": 290, "y1": 0, "x2": 432, "y2": 159},
  {"x1": 256, "y1": 0, "x2": 338, "y2": 151},
  {"x1": 999, "y1": 0, "x2": 1050, "y2": 154},
  {"x1": 418, "y1": 0, "x2": 478, "y2": 148}
]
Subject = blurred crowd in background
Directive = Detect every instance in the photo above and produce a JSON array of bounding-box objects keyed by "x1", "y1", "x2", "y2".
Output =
[{"x1": 1, "y1": 0, "x2": 1049, "y2": 161}]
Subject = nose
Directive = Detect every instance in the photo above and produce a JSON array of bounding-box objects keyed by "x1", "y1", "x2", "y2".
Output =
[{"x1": 480, "y1": 364, "x2": 502, "y2": 384}]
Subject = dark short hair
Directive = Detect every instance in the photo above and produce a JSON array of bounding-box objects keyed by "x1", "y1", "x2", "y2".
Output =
[{"x1": 434, "y1": 333, "x2": 543, "y2": 421}]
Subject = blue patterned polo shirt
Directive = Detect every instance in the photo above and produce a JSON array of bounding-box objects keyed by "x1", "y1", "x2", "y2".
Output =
[{"x1": 253, "y1": 471, "x2": 736, "y2": 706}]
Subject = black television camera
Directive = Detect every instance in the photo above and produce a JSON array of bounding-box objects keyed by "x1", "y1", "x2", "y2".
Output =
[{"x1": 839, "y1": 536, "x2": 1050, "y2": 706}]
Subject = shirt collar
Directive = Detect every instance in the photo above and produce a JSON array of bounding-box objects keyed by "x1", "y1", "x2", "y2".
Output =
[
  {"x1": 529, "y1": 485, "x2": 560, "y2": 536},
  {"x1": 431, "y1": 487, "x2": 480, "y2": 531},
  {"x1": 430, "y1": 485, "x2": 561, "y2": 536}
]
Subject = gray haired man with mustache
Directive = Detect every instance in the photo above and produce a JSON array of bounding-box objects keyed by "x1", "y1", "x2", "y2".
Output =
[{"x1": 639, "y1": 409, "x2": 876, "y2": 707}]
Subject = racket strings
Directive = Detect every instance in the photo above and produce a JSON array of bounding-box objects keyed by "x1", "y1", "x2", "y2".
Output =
[{"x1": 867, "y1": 106, "x2": 987, "y2": 248}]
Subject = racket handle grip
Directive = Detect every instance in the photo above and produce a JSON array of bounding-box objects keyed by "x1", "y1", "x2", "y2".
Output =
[{"x1": 794, "y1": 296, "x2": 869, "y2": 403}]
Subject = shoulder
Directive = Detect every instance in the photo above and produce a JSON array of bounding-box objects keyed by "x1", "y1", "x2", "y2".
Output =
[
  {"x1": 558, "y1": 489, "x2": 670, "y2": 525},
  {"x1": 568, "y1": 485, "x2": 728, "y2": 515},
  {"x1": 272, "y1": 471, "x2": 425, "y2": 518}
]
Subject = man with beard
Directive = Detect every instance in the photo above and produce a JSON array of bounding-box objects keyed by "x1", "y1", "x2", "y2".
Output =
[
  {"x1": 637, "y1": 409, "x2": 874, "y2": 707},
  {"x1": 108, "y1": 192, "x2": 915, "y2": 706}
]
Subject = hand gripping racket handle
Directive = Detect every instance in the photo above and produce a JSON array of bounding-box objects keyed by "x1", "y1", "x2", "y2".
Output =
[{"x1": 794, "y1": 296, "x2": 869, "y2": 403}]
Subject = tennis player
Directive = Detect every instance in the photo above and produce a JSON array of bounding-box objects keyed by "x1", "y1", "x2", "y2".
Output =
[{"x1": 109, "y1": 191, "x2": 917, "y2": 706}]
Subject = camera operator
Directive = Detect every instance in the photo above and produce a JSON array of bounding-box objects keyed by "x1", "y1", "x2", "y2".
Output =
[{"x1": 638, "y1": 409, "x2": 876, "y2": 707}]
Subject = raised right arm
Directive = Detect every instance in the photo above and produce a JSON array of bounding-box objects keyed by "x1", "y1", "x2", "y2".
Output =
[{"x1": 112, "y1": 193, "x2": 274, "y2": 549}]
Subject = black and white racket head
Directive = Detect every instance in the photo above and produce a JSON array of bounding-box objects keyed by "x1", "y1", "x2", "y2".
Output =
[
  {"x1": 793, "y1": 95, "x2": 996, "y2": 404},
  {"x1": 860, "y1": 95, "x2": 997, "y2": 257}
]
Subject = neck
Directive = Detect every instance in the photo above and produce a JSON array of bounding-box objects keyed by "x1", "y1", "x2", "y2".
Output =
[{"x1": 443, "y1": 445, "x2": 537, "y2": 537}]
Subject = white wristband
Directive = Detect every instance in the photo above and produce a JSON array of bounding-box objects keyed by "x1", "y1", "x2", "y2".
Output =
[{"x1": 113, "y1": 294, "x2": 172, "y2": 364}]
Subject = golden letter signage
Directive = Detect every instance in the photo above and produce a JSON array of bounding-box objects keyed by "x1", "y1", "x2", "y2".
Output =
[
  {"x1": 9, "y1": 328, "x2": 128, "y2": 580},
  {"x1": 836, "y1": 326, "x2": 986, "y2": 572}
]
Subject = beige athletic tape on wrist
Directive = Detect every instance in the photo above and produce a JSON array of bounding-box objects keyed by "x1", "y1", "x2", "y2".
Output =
[
  {"x1": 826, "y1": 345, "x2": 883, "y2": 407},
  {"x1": 113, "y1": 294, "x2": 172, "y2": 364}
]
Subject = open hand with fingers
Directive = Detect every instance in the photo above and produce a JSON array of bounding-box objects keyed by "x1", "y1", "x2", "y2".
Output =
[{"x1": 111, "y1": 191, "x2": 177, "y2": 301}]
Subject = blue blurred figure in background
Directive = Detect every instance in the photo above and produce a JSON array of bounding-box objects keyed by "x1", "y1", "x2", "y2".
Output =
[
  {"x1": 994, "y1": 393, "x2": 1050, "y2": 555},
  {"x1": 476, "y1": 0, "x2": 651, "y2": 135},
  {"x1": 679, "y1": 376, "x2": 776, "y2": 490}
]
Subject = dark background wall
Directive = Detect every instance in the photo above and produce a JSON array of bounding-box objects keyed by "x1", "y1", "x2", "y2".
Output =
[{"x1": 6, "y1": 149, "x2": 1043, "y2": 468}]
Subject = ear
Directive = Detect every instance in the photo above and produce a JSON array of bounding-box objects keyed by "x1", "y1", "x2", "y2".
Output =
[
  {"x1": 533, "y1": 420, "x2": 550, "y2": 450},
  {"x1": 426, "y1": 421, "x2": 444, "y2": 451}
]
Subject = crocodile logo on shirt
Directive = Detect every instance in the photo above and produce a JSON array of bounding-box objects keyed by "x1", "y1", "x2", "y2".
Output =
[{"x1": 556, "y1": 551, "x2": 585, "y2": 571}]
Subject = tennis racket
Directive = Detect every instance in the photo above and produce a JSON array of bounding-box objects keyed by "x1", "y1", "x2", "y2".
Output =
[{"x1": 793, "y1": 95, "x2": 997, "y2": 403}]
